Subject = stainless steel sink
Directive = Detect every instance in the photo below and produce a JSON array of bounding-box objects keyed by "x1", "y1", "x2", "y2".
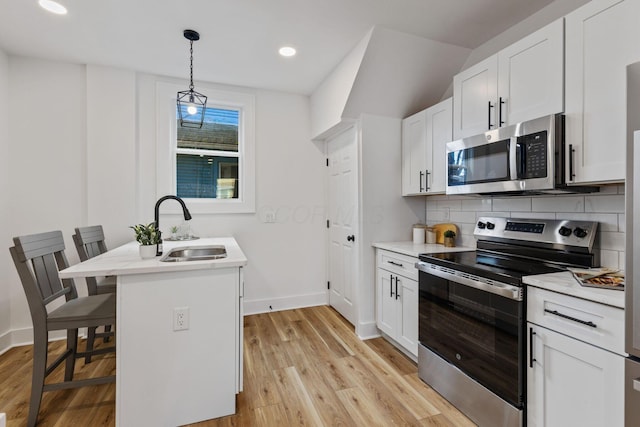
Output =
[{"x1": 160, "y1": 245, "x2": 227, "y2": 262}]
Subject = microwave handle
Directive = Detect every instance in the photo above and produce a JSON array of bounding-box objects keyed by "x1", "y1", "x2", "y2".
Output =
[{"x1": 509, "y1": 137, "x2": 518, "y2": 180}]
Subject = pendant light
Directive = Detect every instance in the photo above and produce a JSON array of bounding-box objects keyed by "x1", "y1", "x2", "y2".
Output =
[{"x1": 177, "y1": 29, "x2": 207, "y2": 128}]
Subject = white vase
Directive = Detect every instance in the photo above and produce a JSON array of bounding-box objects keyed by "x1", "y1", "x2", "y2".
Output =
[{"x1": 139, "y1": 245, "x2": 156, "y2": 259}]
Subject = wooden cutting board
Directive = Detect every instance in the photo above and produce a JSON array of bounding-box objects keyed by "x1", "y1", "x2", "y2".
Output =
[{"x1": 430, "y1": 223, "x2": 458, "y2": 244}]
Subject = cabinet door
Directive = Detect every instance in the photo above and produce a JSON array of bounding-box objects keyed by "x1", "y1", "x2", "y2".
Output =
[
  {"x1": 425, "y1": 98, "x2": 452, "y2": 194},
  {"x1": 453, "y1": 55, "x2": 498, "y2": 139},
  {"x1": 565, "y1": 0, "x2": 640, "y2": 184},
  {"x1": 396, "y1": 276, "x2": 418, "y2": 356},
  {"x1": 498, "y1": 19, "x2": 564, "y2": 126},
  {"x1": 376, "y1": 269, "x2": 397, "y2": 337},
  {"x1": 402, "y1": 110, "x2": 428, "y2": 195},
  {"x1": 527, "y1": 324, "x2": 624, "y2": 427}
]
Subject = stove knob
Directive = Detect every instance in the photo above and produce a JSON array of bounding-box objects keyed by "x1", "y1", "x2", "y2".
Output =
[
  {"x1": 486, "y1": 222, "x2": 495, "y2": 230},
  {"x1": 573, "y1": 227, "x2": 588, "y2": 238},
  {"x1": 558, "y1": 226, "x2": 572, "y2": 237},
  {"x1": 477, "y1": 221, "x2": 486, "y2": 229}
]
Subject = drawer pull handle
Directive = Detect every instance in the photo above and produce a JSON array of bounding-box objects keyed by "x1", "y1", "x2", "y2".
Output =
[
  {"x1": 544, "y1": 309, "x2": 597, "y2": 328},
  {"x1": 529, "y1": 327, "x2": 536, "y2": 368},
  {"x1": 388, "y1": 261, "x2": 404, "y2": 267}
]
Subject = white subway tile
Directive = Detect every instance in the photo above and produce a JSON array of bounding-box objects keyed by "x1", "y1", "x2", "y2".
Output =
[
  {"x1": 492, "y1": 197, "x2": 532, "y2": 212},
  {"x1": 597, "y1": 231, "x2": 625, "y2": 251},
  {"x1": 476, "y1": 211, "x2": 511, "y2": 219},
  {"x1": 436, "y1": 199, "x2": 462, "y2": 210},
  {"x1": 459, "y1": 223, "x2": 476, "y2": 236},
  {"x1": 619, "y1": 214, "x2": 626, "y2": 232},
  {"x1": 619, "y1": 251, "x2": 626, "y2": 271},
  {"x1": 461, "y1": 198, "x2": 492, "y2": 211},
  {"x1": 599, "y1": 250, "x2": 621, "y2": 270},
  {"x1": 450, "y1": 211, "x2": 477, "y2": 224},
  {"x1": 532, "y1": 196, "x2": 584, "y2": 213},
  {"x1": 585, "y1": 194, "x2": 625, "y2": 213},
  {"x1": 426, "y1": 210, "x2": 450, "y2": 223},
  {"x1": 511, "y1": 212, "x2": 556, "y2": 220},
  {"x1": 618, "y1": 184, "x2": 625, "y2": 195}
]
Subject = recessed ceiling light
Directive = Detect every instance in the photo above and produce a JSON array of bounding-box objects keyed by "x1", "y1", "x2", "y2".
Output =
[
  {"x1": 278, "y1": 46, "x2": 297, "y2": 57},
  {"x1": 38, "y1": 0, "x2": 68, "y2": 15}
]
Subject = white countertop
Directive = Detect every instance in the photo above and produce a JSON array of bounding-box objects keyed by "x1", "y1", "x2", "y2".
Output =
[
  {"x1": 372, "y1": 241, "x2": 475, "y2": 258},
  {"x1": 59, "y1": 237, "x2": 247, "y2": 278},
  {"x1": 523, "y1": 271, "x2": 625, "y2": 309}
]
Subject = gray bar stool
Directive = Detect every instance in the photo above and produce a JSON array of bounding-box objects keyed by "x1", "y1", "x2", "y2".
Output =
[
  {"x1": 10, "y1": 230, "x2": 116, "y2": 427},
  {"x1": 72, "y1": 225, "x2": 116, "y2": 362}
]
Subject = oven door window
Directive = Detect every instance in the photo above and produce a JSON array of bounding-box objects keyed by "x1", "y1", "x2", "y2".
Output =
[
  {"x1": 419, "y1": 271, "x2": 523, "y2": 407},
  {"x1": 448, "y1": 139, "x2": 510, "y2": 186}
]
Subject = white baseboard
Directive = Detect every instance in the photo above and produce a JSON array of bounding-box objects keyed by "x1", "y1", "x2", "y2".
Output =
[
  {"x1": 243, "y1": 292, "x2": 328, "y2": 315},
  {"x1": 356, "y1": 321, "x2": 380, "y2": 340},
  {"x1": 0, "y1": 327, "x2": 75, "y2": 356}
]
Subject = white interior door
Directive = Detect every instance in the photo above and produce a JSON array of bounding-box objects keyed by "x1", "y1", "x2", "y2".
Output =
[{"x1": 327, "y1": 126, "x2": 358, "y2": 325}]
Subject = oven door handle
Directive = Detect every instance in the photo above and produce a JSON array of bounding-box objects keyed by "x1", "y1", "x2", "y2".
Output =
[{"x1": 415, "y1": 261, "x2": 523, "y2": 301}]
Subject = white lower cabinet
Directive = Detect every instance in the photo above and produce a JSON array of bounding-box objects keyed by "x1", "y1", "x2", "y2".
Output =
[
  {"x1": 376, "y1": 249, "x2": 418, "y2": 356},
  {"x1": 527, "y1": 324, "x2": 624, "y2": 427},
  {"x1": 527, "y1": 286, "x2": 624, "y2": 427}
]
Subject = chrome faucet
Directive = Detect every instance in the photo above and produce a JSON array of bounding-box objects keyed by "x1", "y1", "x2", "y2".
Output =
[{"x1": 154, "y1": 195, "x2": 192, "y2": 255}]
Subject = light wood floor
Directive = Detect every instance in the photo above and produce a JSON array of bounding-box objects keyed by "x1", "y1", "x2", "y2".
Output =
[{"x1": 0, "y1": 305, "x2": 475, "y2": 426}]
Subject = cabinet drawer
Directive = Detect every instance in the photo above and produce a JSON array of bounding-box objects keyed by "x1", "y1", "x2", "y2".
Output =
[
  {"x1": 377, "y1": 250, "x2": 418, "y2": 281},
  {"x1": 527, "y1": 286, "x2": 625, "y2": 355}
]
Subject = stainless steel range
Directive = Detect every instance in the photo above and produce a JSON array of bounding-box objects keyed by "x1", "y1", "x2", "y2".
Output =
[{"x1": 415, "y1": 217, "x2": 598, "y2": 427}]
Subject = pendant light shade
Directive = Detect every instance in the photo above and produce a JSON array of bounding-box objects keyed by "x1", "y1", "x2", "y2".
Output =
[{"x1": 177, "y1": 29, "x2": 207, "y2": 128}]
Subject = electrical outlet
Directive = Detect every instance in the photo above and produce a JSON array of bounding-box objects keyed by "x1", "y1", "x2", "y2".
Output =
[
  {"x1": 265, "y1": 211, "x2": 276, "y2": 223},
  {"x1": 173, "y1": 307, "x2": 189, "y2": 331}
]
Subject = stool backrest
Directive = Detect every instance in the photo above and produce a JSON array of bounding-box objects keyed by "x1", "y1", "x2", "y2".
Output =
[
  {"x1": 72, "y1": 225, "x2": 108, "y2": 261},
  {"x1": 10, "y1": 231, "x2": 78, "y2": 325}
]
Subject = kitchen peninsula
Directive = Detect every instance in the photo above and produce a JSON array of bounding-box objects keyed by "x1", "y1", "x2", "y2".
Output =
[{"x1": 59, "y1": 237, "x2": 247, "y2": 427}]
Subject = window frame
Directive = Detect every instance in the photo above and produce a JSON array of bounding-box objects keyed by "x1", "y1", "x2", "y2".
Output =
[{"x1": 156, "y1": 81, "x2": 255, "y2": 214}]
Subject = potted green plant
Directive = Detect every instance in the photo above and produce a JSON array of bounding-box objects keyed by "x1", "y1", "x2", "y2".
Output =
[
  {"x1": 130, "y1": 222, "x2": 160, "y2": 258},
  {"x1": 443, "y1": 229, "x2": 456, "y2": 247},
  {"x1": 169, "y1": 225, "x2": 179, "y2": 240}
]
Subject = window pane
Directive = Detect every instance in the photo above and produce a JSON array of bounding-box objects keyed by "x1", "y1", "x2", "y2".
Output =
[
  {"x1": 176, "y1": 154, "x2": 239, "y2": 199},
  {"x1": 177, "y1": 106, "x2": 239, "y2": 152}
]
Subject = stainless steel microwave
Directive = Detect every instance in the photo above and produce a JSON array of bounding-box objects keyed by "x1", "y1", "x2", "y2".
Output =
[{"x1": 446, "y1": 114, "x2": 598, "y2": 195}]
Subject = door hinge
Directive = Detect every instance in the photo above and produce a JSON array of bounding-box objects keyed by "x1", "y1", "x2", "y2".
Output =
[
  {"x1": 326, "y1": 158, "x2": 329, "y2": 167},
  {"x1": 326, "y1": 219, "x2": 330, "y2": 229},
  {"x1": 327, "y1": 281, "x2": 330, "y2": 289}
]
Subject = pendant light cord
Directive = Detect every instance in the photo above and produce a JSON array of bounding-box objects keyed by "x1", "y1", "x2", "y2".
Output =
[{"x1": 189, "y1": 40, "x2": 194, "y2": 91}]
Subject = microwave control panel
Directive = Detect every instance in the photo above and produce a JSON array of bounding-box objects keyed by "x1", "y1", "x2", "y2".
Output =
[{"x1": 517, "y1": 130, "x2": 548, "y2": 179}]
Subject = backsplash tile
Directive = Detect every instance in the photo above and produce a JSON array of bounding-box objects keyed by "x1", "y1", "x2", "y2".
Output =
[{"x1": 425, "y1": 184, "x2": 626, "y2": 269}]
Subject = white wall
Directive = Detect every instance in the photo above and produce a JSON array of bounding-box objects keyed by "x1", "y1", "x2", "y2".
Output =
[
  {"x1": 6, "y1": 56, "x2": 88, "y2": 344},
  {"x1": 425, "y1": 185, "x2": 625, "y2": 270},
  {"x1": 0, "y1": 48, "x2": 10, "y2": 351},
  {"x1": 86, "y1": 65, "x2": 138, "y2": 245}
]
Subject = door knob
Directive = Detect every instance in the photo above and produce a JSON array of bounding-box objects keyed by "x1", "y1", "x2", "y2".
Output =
[{"x1": 347, "y1": 235, "x2": 355, "y2": 242}]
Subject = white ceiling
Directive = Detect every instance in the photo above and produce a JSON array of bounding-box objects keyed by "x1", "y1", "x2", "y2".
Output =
[{"x1": 0, "y1": 0, "x2": 556, "y2": 95}]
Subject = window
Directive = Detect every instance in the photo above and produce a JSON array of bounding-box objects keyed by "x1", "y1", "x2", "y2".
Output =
[
  {"x1": 155, "y1": 81, "x2": 255, "y2": 214},
  {"x1": 175, "y1": 106, "x2": 240, "y2": 199}
]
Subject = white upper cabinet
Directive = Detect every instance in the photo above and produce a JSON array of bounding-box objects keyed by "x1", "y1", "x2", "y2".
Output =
[
  {"x1": 565, "y1": 0, "x2": 640, "y2": 184},
  {"x1": 425, "y1": 98, "x2": 452, "y2": 194},
  {"x1": 402, "y1": 98, "x2": 452, "y2": 195},
  {"x1": 498, "y1": 19, "x2": 564, "y2": 126},
  {"x1": 402, "y1": 110, "x2": 428, "y2": 195},
  {"x1": 453, "y1": 19, "x2": 564, "y2": 139},
  {"x1": 453, "y1": 56, "x2": 498, "y2": 139}
]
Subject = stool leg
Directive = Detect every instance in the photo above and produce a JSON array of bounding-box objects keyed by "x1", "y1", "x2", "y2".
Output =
[
  {"x1": 85, "y1": 326, "x2": 96, "y2": 364},
  {"x1": 28, "y1": 329, "x2": 47, "y2": 427},
  {"x1": 65, "y1": 329, "x2": 78, "y2": 382},
  {"x1": 103, "y1": 324, "x2": 112, "y2": 343}
]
